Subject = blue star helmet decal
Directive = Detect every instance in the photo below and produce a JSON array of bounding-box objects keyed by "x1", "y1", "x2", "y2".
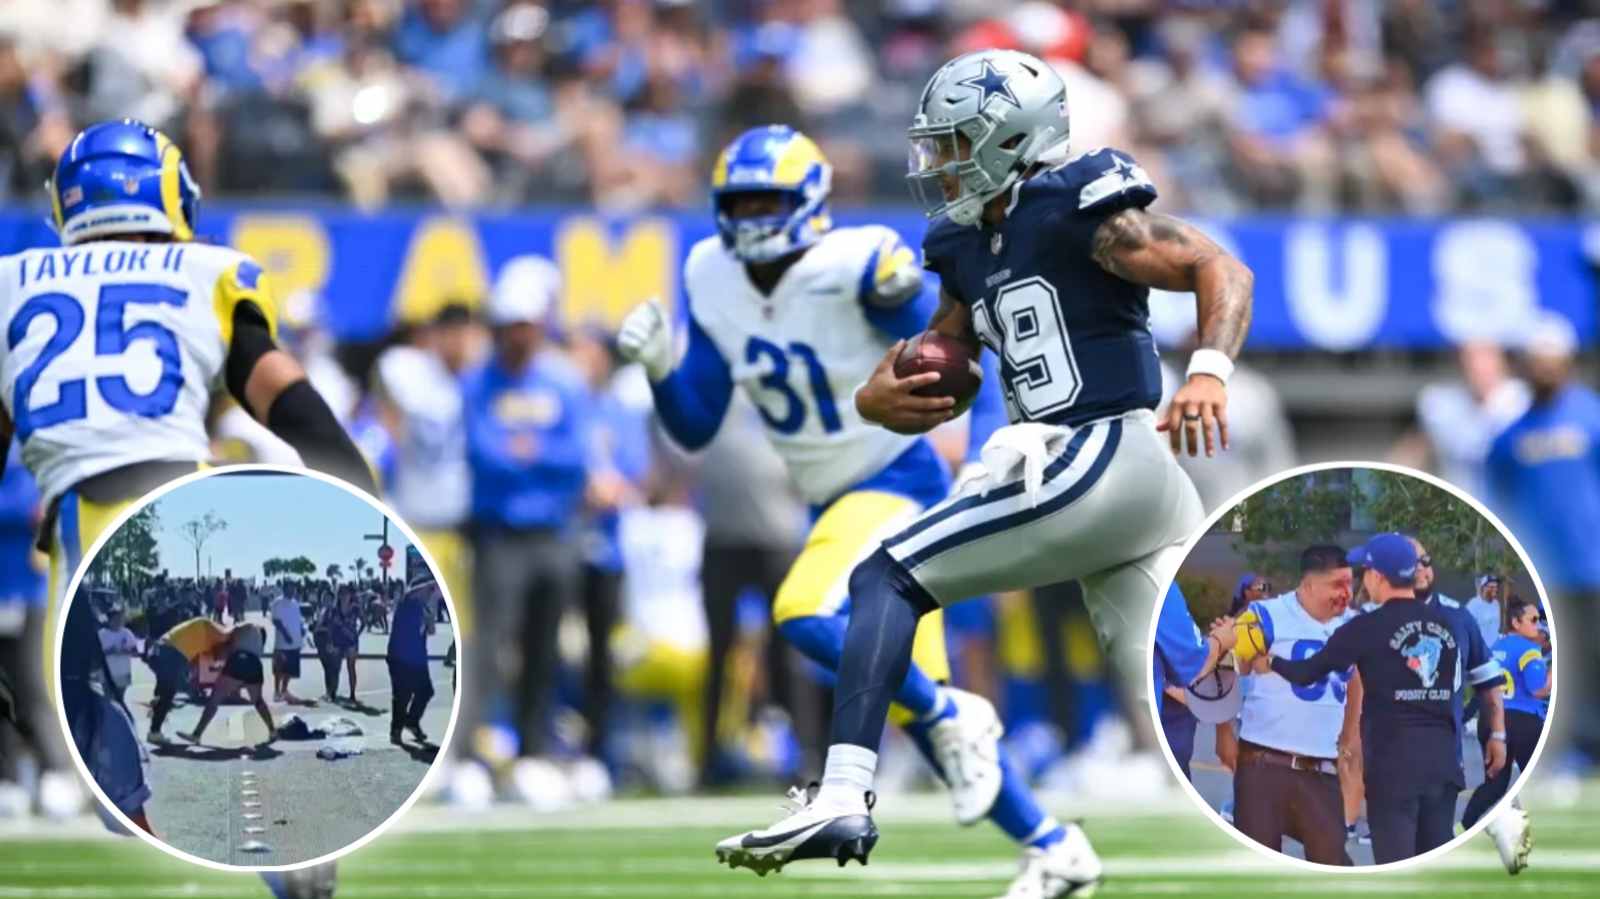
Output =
[{"x1": 957, "y1": 61, "x2": 1020, "y2": 111}]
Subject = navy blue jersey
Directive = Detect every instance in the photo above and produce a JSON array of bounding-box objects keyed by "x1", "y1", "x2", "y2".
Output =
[
  {"x1": 1271, "y1": 598, "x2": 1467, "y2": 795},
  {"x1": 1425, "y1": 593, "x2": 1505, "y2": 767},
  {"x1": 922, "y1": 148, "x2": 1163, "y2": 429}
]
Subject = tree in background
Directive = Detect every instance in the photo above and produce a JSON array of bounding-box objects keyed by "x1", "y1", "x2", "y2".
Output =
[
  {"x1": 90, "y1": 504, "x2": 162, "y2": 594},
  {"x1": 1363, "y1": 470, "x2": 1528, "y2": 590},
  {"x1": 351, "y1": 556, "x2": 370, "y2": 582},
  {"x1": 176, "y1": 510, "x2": 227, "y2": 580},
  {"x1": 1233, "y1": 470, "x2": 1357, "y2": 577},
  {"x1": 326, "y1": 563, "x2": 342, "y2": 581},
  {"x1": 1229, "y1": 468, "x2": 1528, "y2": 596}
]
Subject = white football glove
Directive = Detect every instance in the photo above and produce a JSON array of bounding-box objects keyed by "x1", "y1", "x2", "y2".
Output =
[
  {"x1": 616, "y1": 298, "x2": 675, "y2": 382},
  {"x1": 951, "y1": 461, "x2": 989, "y2": 495}
]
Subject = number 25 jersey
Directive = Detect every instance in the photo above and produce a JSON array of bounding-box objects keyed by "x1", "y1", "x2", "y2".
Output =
[
  {"x1": 923, "y1": 147, "x2": 1163, "y2": 429},
  {"x1": 0, "y1": 241, "x2": 275, "y2": 505}
]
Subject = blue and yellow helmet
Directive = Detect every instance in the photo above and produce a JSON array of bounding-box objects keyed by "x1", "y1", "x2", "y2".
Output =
[
  {"x1": 48, "y1": 119, "x2": 201, "y2": 246},
  {"x1": 711, "y1": 125, "x2": 832, "y2": 263}
]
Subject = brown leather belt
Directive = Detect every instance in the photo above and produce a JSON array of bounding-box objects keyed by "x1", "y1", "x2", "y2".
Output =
[{"x1": 1238, "y1": 742, "x2": 1338, "y2": 776}]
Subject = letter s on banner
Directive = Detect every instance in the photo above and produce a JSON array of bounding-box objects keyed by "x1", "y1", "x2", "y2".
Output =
[{"x1": 1431, "y1": 220, "x2": 1539, "y2": 343}]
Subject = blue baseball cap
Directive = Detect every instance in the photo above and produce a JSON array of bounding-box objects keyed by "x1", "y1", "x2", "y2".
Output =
[{"x1": 1346, "y1": 533, "x2": 1418, "y2": 586}]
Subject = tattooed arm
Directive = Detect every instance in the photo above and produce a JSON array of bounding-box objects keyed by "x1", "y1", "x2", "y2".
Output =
[
  {"x1": 855, "y1": 288, "x2": 969, "y2": 434},
  {"x1": 1090, "y1": 208, "x2": 1254, "y2": 456}
]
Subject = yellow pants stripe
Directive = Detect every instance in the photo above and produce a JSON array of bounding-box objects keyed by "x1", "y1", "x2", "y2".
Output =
[
  {"x1": 44, "y1": 492, "x2": 136, "y2": 692},
  {"x1": 772, "y1": 490, "x2": 950, "y2": 724},
  {"x1": 415, "y1": 528, "x2": 471, "y2": 637}
]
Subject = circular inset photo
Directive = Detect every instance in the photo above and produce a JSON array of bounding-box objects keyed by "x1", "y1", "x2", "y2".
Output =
[
  {"x1": 54, "y1": 466, "x2": 460, "y2": 869},
  {"x1": 1150, "y1": 463, "x2": 1555, "y2": 870}
]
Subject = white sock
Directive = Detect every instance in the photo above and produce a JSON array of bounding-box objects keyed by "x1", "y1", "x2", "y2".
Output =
[{"x1": 815, "y1": 744, "x2": 877, "y2": 811}]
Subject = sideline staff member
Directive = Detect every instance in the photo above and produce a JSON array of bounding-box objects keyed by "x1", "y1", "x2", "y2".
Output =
[
  {"x1": 1269, "y1": 533, "x2": 1506, "y2": 863},
  {"x1": 1228, "y1": 545, "x2": 1357, "y2": 865}
]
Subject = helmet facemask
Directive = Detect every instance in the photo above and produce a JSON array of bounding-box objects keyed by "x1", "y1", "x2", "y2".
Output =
[
  {"x1": 715, "y1": 185, "x2": 825, "y2": 264},
  {"x1": 907, "y1": 116, "x2": 1062, "y2": 227},
  {"x1": 906, "y1": 50, "x2": 1070, "y2": 227}
]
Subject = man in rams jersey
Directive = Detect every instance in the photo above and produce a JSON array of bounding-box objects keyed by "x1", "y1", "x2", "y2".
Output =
[
  {"x1": 619, "y1": 126, "x2": 1082, "y2": 898},
  {"x1": 0, "y1": 119, "x2": 367, "y2": 899},
  {"x1": 1, "y1": 120, "x2": 375, "y2": 606}
]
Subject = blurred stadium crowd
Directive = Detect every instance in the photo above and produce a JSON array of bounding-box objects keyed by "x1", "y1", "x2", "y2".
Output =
[
  {"x1": 5, "y1": 0, "x2": 1600, "y2": 212},
  {"x1": 1, "y1": 0, "x2": 1598, "y2": 827}
]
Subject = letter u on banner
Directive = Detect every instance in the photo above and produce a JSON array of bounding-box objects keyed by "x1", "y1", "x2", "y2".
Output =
[{"x1": 1284, "y1": 223, "x2": 1387, "y2": 351}]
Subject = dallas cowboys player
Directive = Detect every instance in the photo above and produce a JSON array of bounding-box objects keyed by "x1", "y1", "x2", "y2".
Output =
[
  {"x1": 619, "y1": 125, "x2": 1088, "y2": 897},
  {"x1": 0, "y1": 119, "x2": 361, "y2": 899},
  {"x1": 717, "y1": 50, "x2": 1253, "y2": 892}
]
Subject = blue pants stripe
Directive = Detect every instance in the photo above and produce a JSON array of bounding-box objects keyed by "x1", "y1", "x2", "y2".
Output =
[
  {"x1": 883, "y1": 424, "x2": 1097, "y2": 551},
  {"x1": 60, "y1": 490, "x2": 82, "y2": 577},
  {"x1": 899, "y1": 420, "x2": 1122, "y2": 571}
]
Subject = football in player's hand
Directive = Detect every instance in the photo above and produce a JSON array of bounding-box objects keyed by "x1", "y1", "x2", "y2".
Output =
[{"x1": 894, "y1": 332, "x2": 983, "y2": 415}]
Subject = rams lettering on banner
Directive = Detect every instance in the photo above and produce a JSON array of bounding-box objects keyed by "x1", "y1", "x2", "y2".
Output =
[
  {"x1": 393, "y1": 216, "x2": 491, "y2": 325},
  {"x1": 0, "y1": 209, "x2": 1591, "y2": 349},
  {"x1": 557, "y1": 217, "x2": 676, "y2": 326},
  {"x1": 228, "y1": 214, "x2": 331, "y2": 302}
]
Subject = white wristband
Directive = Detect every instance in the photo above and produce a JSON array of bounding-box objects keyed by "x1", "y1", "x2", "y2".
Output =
[{"x1": 1186, "y1": 348, "x2": 1234, "y2": 385}]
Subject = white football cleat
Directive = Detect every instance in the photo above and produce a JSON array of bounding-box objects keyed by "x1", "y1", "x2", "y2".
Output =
[
  {"x1": 36, "y1": 770, "x2": 87, "y2": 820},
  {"x1": 995, "y1": 826, "x2": 1104, "y2": 899},
  {"x1": 715, "y1": 783, "x2": 877, "y2": 876},
  {"x1": 444, "y1": 759, "x2": 496, "y2": 811},
  {"x1": 0, "y1": 781, "x2": 29, "y2": 819},
  {"x1": 928, "y1": 687, "x2": 1004, "y2": 824},
  {"x1": 265, "y1": 861, "x2": 338, "y2": 899},
  {"x1": 1485, "y1": 806, "x2": 1533, "y2": 875},
  {"x1": 510, "y1": 757, "x2": 575, "y2": 812}
]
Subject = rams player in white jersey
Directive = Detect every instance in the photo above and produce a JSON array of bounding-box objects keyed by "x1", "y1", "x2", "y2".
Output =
[
  {"x1": 619, "y1": 125, "x2": 1085, "y2": 898},
  {"x1": 1, "y1": 119, "x2": 367, "y2": 899}
]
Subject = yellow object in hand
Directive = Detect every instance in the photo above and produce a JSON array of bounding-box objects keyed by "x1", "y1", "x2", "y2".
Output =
[{"x1": 1232, "y1": 608, "x2": 1270, "y2": 664}]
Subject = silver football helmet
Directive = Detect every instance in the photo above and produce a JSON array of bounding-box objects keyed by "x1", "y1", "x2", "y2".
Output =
[{"x1": 907, "y1": 49, "x2": 1070, "y2": 227}]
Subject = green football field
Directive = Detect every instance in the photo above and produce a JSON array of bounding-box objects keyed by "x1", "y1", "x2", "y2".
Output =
[{"x1": 3, "y1": 787, "x2": 1598, "y2": 898}]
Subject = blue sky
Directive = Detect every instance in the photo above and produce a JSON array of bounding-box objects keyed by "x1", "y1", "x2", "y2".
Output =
[{"x1": 150, "y1": 472, "x2": 411, "y2": 581}]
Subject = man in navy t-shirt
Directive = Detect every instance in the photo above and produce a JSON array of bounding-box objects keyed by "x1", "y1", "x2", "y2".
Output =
[
  {"x1": 1269, "y1": 534, "x2": 1506, "y2": 864},
  {"x1": 387, "y1": 547, "x2": 438, "y2": 747}
]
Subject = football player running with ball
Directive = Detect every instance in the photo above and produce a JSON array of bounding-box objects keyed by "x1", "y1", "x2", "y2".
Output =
[
  {"x1": 716, "y1": 50, "x2": 1254, "y2": 896},
  {"x1": 0, "y1": 120, "x2": 368, "y2": 899},
  {"x1": 619, "y1": 125, "x2": 1087, "y2": 897}
]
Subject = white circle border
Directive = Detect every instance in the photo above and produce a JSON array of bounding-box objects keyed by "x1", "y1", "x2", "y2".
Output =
[
  {"x1": 1143, "y1": 459, "x2": 1560, "y2": 875},
  {"x1": 51, "y1": 463, "x2": 467, "y2": 874}
]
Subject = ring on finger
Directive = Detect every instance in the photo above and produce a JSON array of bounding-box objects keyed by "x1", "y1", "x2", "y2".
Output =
[{"x1": 1182, "y1": 413, "x2": 1202, "y2": 423}]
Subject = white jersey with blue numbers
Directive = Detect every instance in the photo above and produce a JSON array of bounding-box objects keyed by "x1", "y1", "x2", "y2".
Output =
[
  {"x1": 376, "y1": 344, "x2": 469, "y2": 529},
  {"x1": 0, "y1": 241, "x2": 271, "y2": 505},
  {"x1": 922, "y1": 147, "x2": 1163, "y2": 429},
  {"x1": 1237, "y1": 591, "x2": 1358, "y2": 759},
  {"x1": 685, "y1": 226, "x2": 919, "y2": 505}
]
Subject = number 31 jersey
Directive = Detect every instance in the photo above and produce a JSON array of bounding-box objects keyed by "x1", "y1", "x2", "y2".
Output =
[
  {"x1": 0, "y1": 241, "x2": 275, "y2": 505},
  {"x1": 923, "y1": 147, "x2": 1163, "y2": 429},
  {"x1": 685, "y1": 226, "x2": 919, "y2": 505}
]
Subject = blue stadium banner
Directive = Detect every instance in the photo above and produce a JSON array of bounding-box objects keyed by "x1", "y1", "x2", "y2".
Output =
[{"x1": 1, "y1": 208, "x2": 1592, "y2": 349}]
